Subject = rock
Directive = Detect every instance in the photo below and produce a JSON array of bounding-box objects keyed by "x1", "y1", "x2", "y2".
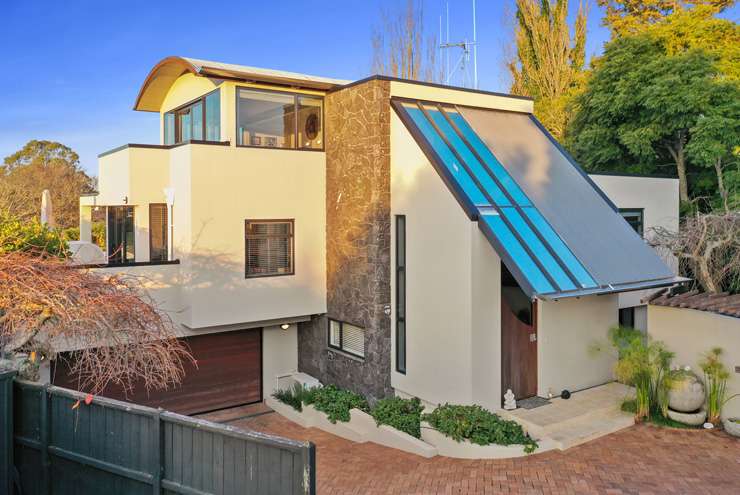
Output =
[
  {"x1": 666, "y1": 408, "x2": 707, "y2": 426},
  {"x1": 668, "y1": 372, "x2": 705, "y2": 413}
]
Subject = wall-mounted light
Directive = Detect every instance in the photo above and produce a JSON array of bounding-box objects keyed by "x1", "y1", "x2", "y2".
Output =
[{"x1": 280, "y1": 324, "x2": 291, "y2": 330}]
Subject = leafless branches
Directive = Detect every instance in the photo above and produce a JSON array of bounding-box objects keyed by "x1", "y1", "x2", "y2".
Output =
[
  {"x1": 650, "y1": 211, "x2": 740, "y2": 293},
  {"x1": 0, "y1": 251, "x2": 192, "y2": 395}
]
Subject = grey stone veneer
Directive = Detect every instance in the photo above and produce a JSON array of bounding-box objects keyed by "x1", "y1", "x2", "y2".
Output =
[{"x1": 297, "y1": 79, "x2": 393, "y2": 403}]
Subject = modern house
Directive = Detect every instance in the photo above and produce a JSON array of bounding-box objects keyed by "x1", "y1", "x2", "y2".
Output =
[{"x1": 67, "y1": 56, "x2": 683, "y2": 414}]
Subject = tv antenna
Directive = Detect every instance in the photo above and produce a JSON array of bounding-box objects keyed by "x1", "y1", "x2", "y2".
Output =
[{"x1": 439, "y1": 0, "x2": 478, "y2": 88}]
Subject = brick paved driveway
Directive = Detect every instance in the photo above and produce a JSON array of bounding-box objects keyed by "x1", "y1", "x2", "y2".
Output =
[{"x1": 212, "y1": 409, "x2": 740, "y2": 494}]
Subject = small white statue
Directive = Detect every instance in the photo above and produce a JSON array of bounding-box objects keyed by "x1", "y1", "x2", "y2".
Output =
[{"x1": 503, "y1": 389, "x2": 517, "y2": 410}]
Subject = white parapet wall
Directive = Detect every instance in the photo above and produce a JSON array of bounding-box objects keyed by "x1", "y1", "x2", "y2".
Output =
[{"x1": 648, "y1": 305, "x2": 740, "y2": 420}]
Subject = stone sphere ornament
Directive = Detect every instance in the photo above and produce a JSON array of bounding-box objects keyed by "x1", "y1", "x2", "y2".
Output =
[{"x1": 668, "y1": 370, "x2": 705, "y2": 413}]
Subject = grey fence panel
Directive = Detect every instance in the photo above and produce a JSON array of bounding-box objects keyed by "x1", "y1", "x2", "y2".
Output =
[
  {"x1": 4, "y1": 379, "x2": 315, "y2": 495},
  {"x1": 1, "y1": 371, "x2": 16, "y2": 495},
  {"x1": 161, "y1": 411, "x2": 314, "y2": 495}
]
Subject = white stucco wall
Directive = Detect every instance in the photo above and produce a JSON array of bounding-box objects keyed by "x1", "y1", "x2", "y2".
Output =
[
  {"x1": 648, "y1": 305, "x2": 740, "y2": 420},
  {"x1": 537, "y1": 294, "x2": 619, "y2": 397},
  {"x1": 262, "y1": 324, "x2": 299, "y2": 397},
  {"x1": 390, "y1": 110, "x2": 476, "y2": 406},
  {"x1": 589, "y1": 174, "x2": 679, "y2": 311}
]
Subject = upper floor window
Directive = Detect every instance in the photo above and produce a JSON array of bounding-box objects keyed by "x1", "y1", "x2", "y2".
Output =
[
  {"x1": 236, "y1": 88, "x2": 323, "y2": 150},
  {"x1": 163, "y1": 90, "x2": 220, "y2": 145},
  {"x1": 245, "y1": 220, "x2": 295, "y2": 277},
  {"x1": 619, "y1": 208, "x2": 644, "y2": 237}
]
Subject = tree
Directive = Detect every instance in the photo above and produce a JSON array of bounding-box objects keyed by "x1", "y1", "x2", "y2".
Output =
[
  {"x1": 651, "y1": 211, "x2": 740, "y2": 294},
  {"x1": 685, "y1": 86, "x2": 740, "y2": 212},
  {"x1": 371, "y1": 0, "x2": 440, "y2": 82},
  {"x1": 0, "y1": 220, "x2": 192, "y2": 395},
  {"x1": 1, "y1": 141, "x2": 95, "y2": 229},
  {"x1": 508, "y1": 0, "x2": 587, "y2": 140},
  {"x1": 597, "y1": 0, "x2": 734, "y2": 36},
  {"x1": 567, "y1": 33, "x2": 736, "y2": 203}
]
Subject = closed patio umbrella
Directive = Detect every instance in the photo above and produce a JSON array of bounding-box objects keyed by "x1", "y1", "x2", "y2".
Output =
[{"x1": 40, "y1": 189, "x2": 55, "y2": 227}]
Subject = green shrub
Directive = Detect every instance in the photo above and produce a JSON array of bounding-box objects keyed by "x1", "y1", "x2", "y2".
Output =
[
  {"x1": 272, "y1": 383, "x2": 321, "y2": 412},
  {"x1": 423, "y1": 404, "x2": 538, "y2": 454},
  {"x1": 91, "y1": 221, "x2": 106, "y2": 249},
  {"x1": 308, "y1": 385, "x2": 369, "y2": 423},
  {"x1": 272, "y1": 385, "x2": 303, "y2": 412},
  {"x1": 0, "y1": 212, "x2": 68, "y2": 257},
  {"x1": 371, "y1": 396, "x2": 424, "y2": 438}
]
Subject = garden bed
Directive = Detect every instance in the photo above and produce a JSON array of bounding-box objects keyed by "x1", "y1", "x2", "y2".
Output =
[
  {"x1": 267, "y1": 384, "x2": 549, "y2": 459},
  {"x1": 265, "y1": 395, "x2": 436, "y2": 457}
]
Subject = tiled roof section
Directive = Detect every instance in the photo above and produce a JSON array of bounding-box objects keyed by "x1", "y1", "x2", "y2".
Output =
[{"x1": 649, "y1": 290, "x2": 740, "y2": 319}]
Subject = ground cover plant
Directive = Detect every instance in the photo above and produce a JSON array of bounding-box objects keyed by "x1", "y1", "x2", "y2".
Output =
[
  {"x1": 371, "y1": 396, "x2": 424, "y2": 438},
  {"x1": 424, "y1": 404, "x2": 539, "y2": 453}
]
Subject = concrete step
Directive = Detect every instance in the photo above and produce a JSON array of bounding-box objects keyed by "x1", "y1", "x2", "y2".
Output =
[{"x1": 548, "y1": 410, "x2": 635, "y2": 450}]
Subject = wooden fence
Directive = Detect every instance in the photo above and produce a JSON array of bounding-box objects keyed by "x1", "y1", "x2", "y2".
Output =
[{"x1": 1, "y1": 373, "x2": 315, "y2": 494}]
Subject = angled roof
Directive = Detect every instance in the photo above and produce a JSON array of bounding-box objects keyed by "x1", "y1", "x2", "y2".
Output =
[
  {"x1": 392, "y1": 98, "x2": 685, "y2": 300},
  {"x1": 650, "y1": 290, "x2": 740, "y2": 319},
  {"x1": 134, "y1": 56, "x2": 350, "y2": 112}
]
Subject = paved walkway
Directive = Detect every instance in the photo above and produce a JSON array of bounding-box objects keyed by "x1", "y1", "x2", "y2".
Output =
[{"x1": 200, "y1": 407, "x2": 740, "y2": 494}]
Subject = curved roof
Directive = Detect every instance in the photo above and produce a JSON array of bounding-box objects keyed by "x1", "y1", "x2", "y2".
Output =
[{"x1": 134, "y1": 56, "x2": 350, "y2": 112}]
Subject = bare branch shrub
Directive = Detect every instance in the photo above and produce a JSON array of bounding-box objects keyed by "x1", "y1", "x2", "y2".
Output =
[
  {"x1": 0, "y1": 251, "x2": 192, "y2": 395},
  {"x1": 650, "y1": 211, "x2": 740, "y2": 293}
]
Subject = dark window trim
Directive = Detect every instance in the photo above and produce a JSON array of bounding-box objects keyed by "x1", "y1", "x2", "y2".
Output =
[
  {"x1": 98, "y1": 141, "x2": 230, "y2": 158},
  {"x1": 74, "y1": 259, "x2": 181, "y2": 269},
  {"x1": 395, "y1": 215, "x2": 406, "y2": 374},
  {"x1": 149, "y1": 203, "x2": 168, "y2": 262},
  {"x1": 327, "y1": 318, "x2": 366, "y2": 359},
  {"x1": 234, "y1": 85, "x2": 325, "y2": 152},
  {"x1": 619, "y1": 208, "x2": 644, "y2": 237},
  {"x1": 164, "y1": 88, "x2": 221, "y2": 145},
  {"x1": 244, "y1": 219, "x2": 295, "y2": 279}
]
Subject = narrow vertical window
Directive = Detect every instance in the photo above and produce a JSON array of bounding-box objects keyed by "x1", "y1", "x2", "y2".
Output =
[
  {"x1": 149, "y1": 203, "x2": 168, "y2": 262},
  {"x1": 396, "y1": 215, "x2": 406, "y2": 374},
  {"x1": 107, "y1": 206, "x2": 135, "y2": 264}
]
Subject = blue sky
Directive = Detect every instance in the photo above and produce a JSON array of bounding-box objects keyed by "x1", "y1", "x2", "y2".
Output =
[{"x1": 0, "y1": 1, "x2": 735, "y2": 175}]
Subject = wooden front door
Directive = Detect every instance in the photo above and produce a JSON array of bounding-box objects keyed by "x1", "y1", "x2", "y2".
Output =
[{"x1": 501, "y1": 266, "x2": 538, "y2": 400}]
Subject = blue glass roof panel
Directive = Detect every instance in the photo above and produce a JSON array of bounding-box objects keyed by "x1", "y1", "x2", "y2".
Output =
[
  {"x1": 403, "y1": 104, "x2": 489, "y2": 206},
  {"x1": 481, "y1": 213, "x2": 555, "y2": 294},
  {"x1": 447, "y1": 111, "x2": 532, "y2": 207},
  {"x1": 500, "y1": 207, "x2": 576, "y2": 291}
]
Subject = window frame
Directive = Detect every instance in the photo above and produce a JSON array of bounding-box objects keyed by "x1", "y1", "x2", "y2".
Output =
[
  {"x1": 163, "y1": 89, "x2": 221, "y2": 145},
  {"x1": 327, "y1": 318, "x2": 366, "y2": 359},
  {"x1": 395, "y1": 215, "x2": 406, "y2": 374},
  {"x1": 234, "y1": 85, "x2": 324, "y2": 152},
  {"x1": 619, "y1": 208, "x2": 644, "y2": 237},
  {"x1": 107, "y1": 205, "x2": 135, "y2": 265},
  {"x1": 244, "y1": 219, "x2": 295, "y2": 279},
  {"x1": 148, "y1": 203, "x2": 168, "y2": 262}
]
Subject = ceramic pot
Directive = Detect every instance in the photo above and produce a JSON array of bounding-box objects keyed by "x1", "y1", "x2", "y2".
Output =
[
  {"x1": 723, "y1": 417, "x2": 740, "y2": 437},
  {"x1": 668, "y1": 372, "x2": 705, "y2": 413},
  {"x1": 666, "y1": 408, "x2": 707, "y2": 426}
]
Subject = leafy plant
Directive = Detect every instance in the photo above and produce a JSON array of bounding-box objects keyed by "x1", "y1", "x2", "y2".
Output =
[
  {"x1": 0, "y1": 212, "x2": 68, "y2": 257},
  {"x1": 423, "y1": 404, "x2": 538, "y2": 454},
  {"x1": 272, "y1": 383, "x2": 305, "y2": 412},
  {"x1": 620, "y1": 399, "x2": 698, "y2": 430},
  {"x1": 307, "y1": 385, "x2": 369, "y2": 423},
  {"x1": 699, "y1": 347, "x2": 738, "y2": 425},
  {"x1": 607, "y1": 326, "x2": 674, "y2": 421},
  {"x1": 371, "y1": 396, "x2": 424, "y2": 438}
]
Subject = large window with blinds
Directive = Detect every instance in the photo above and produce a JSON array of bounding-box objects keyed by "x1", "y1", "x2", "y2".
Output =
[
  {"x1": 163, "y1": 89, "x2": 220, "y2": 145},
  {"x1": 395, "y1": 215, "x2": 406, "y2": 374},
  {"x1": 244, "y1": 219, "x2": 294, "y2": 278},
  {"x1": 328, "y1": 318, "x2": 365, "y2": 358},
  {"x1": 149, "y1": 203, "x2": 168, "y2": 262}
]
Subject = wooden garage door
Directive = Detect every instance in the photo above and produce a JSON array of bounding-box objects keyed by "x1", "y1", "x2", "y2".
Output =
[{"x1": 53, "y1": 329, "x2": 262, "y2": 415}]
